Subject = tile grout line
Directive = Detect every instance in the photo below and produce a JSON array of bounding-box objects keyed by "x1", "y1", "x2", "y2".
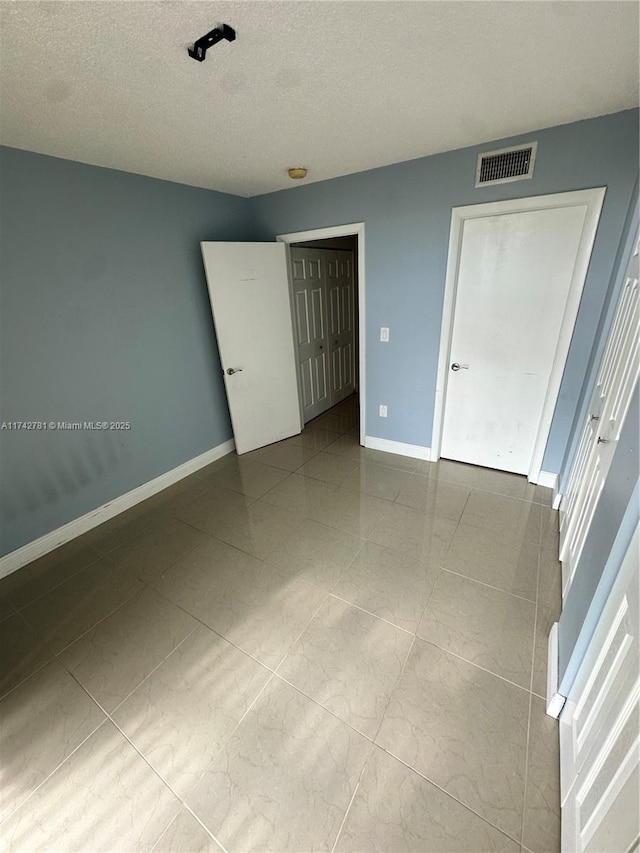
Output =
[
  {"x1": 106, "y1": 615, "x2": 201, "y2": 716},
  {"x1": 95, "y1": 691, "x2": 231, "y2": 849},
  {"x1": 173, "y1": 668, "x2": 280, "y2": 806},
  {"x1": 1, "y1": 437, "x2": 545, "y2": 599},
  {"x1": 271, "y1": 671, "x2": 375, "y2": 744},
  {"x1": 329, "y1": 740, "x2": 375, "y2": 853},
  {"x1": 11, "y1": 481, "x2": 542, "y2": 710},
  {"x1": 271, "y1": 484, "x2": 397, "y2": 542},
  {"x1": 260, "y1": 476, "x2": 340, "y2": 512},
  {"x1": 438, "y1": 564, "x2": 539, "y2": 604},
  {"x1": 451, "y1": 518, "x2": 542, "y2": 546},
  {"x1": 203, "y1": 500, "x2": 310, "y2": 560},
  {"x1": 63, "y1": 653, "x2": 257, "y2": 853},
  {"x1": 12, "y1": 581, "x2": 146, "y2": 700},
  {"x1": 375, "y1": 742, "x2": 525, "y2": 848},
  {"x1": 371, "y1": 634, "x2": 418, "y2": 743},
  {"x1": 415, "y1": 468, "x2": 555, "y2": 509},
  {"x1": 16, "y1": 524, "x2": 238, "y2": 675},
  {"x1": 281, "y1": 635, "x2": 424, "y2": 851},
  {"x1": 325, "y1": 449, "x2": 420, "y2": 477},
  {"x1": 147, "y1": 584, "x2": 282, "y2": 676},
  {"x1": 16, "y1": 537, "x2": 208, "y2": 667},
  {"x1": 88, "y1": 511, "x2": 163, "y2": 558},
  {"x1": 0, "y1": 601, "x2": 20, "y2": 622},
  {"x1": 266, "y1": 592, "x2": 424, "y2": 749},
  {"x1": 271, "y1": 589, "x2": 334, "y2": 678},
  {"x1": 0, "y1": 708, "x2": 109, "y2": 826},
  {"x1": 316, "y1": 516, "x2": 540, "y2": 696},
  {"x1": 413, "y1": 635, "x2": 536, "y2": 696},
  {"x1": 327, "y1": 591, "x2": 417, "y2": 638},
  {"x1": 529, "y1": 550, "x2": 544, "y2": 696},
  {"x1": 364, "y1": 608, "x2": 532, "y2": 844},
  {"x1": 147, "y1": 814, "x2": 180, "y2": 853},
  {"x1": 14, "y1": 506, "x2": 218, "y2": 619},
  {"x1": 9, "y1": 549, "x2": 107, "y2": 613},
  {"x1": 5, "y1": 427, "x2": 559, "y2": 850},
  {"x1": 39, "y1": 584, "x2": 149, "y2": 659},
  {"x1": 410, "y1": 499, "x2": 464, "y2": 639},
  {"x1": 46, "y1": 582, "x2": 202, "y2": 717},
  {"x1": 520, "y1": 543, "x2": 546, "y2": 846},
  {"x1": 0, "y1": 608, "x2": 54, "y2": 700},
  {"x1": 1, "y1": 405, "x2": 362, "y2": 837},
  {"x1": 131, "y1": 528, "x2": 227, "y2": 584},
  {"x1": 178, "y1": 804, "x2": 232, "y2": 853},
  {"x1": 162, "y1": 508, "x2": 306, "y2": 574},
  {"x1": 159, "y1": 506, "x2": 258, "y2": 543},
  {"x1": 520, "y1": 691, "x2": 536, "y2": 848},
  {"x1": 146, "y1": 539, "x2": 336, "y2": 682}
]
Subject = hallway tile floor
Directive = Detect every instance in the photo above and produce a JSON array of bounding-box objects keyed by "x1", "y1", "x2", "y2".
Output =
[{"x1": 0, "y1": 397, "x2": 562, "y2": 852}]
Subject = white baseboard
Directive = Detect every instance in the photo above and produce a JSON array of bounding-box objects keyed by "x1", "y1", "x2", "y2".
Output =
[
  {"x1": 533, "y1": 470, "x2": 559, "y2": 490},
  {"x1": 0, "y1": 439, "x2": 235, "y2": 580},
  {"x1": 364, "y1": 436, "x2": 432, "y2": 461},
  {"x1": 546, "y1": 621, "x2": 566, "y2": 718},
  {"x1": 553, "y1": 492, "x2": 563, "y2": 511}
]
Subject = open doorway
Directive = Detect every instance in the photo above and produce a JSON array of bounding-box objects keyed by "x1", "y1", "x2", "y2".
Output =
[{"x1": 277, "y1": 223, "x2": 365, "y2": 447}]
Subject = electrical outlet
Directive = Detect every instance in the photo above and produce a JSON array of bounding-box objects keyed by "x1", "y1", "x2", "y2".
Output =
[
  {"x1": 380, "y1": 327, "x2": 390, "y2": 342},
  {"x1": 379, "y1": 404, "x2": 388, "y2": 418}
]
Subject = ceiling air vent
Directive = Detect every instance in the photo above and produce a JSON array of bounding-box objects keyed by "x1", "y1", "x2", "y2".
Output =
[{"x1": 475, "y1": 142, "x2": 537, "y2": 188}]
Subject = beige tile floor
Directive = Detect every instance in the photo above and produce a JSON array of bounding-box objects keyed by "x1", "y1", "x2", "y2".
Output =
[{"x1": 0, "y1": 396, "x2": 562, "y2": 852}]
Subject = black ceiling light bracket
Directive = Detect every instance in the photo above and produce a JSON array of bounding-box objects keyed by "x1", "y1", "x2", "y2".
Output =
[{"x1": 188, "y1": 24, "x2": 236, "y2": 62}]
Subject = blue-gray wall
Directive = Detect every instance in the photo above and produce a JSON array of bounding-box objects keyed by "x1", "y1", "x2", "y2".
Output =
[
  {"x1": 250, "y1": 110, "x2": 639, "y2": 471},
  {"x1": 2, "y1": 110, "x2": 638, "y2": 562},
  {"x1": 0, "y1": 147, "x2": 252, "y2": 557}
]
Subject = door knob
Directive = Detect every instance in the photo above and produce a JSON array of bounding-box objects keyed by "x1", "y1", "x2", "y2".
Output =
[
  {"x1": 226, "y1": 368, "x2": 243, "y2": 375},
  {"x1": 597, "y1": 436, "x2": 609, "y2": 444},
  {"x1": 590, "y1": 414, "x2": 600, "y2": 422},
  {"x1": 451, "y1": 362, "x2": 469, "y2": 371}
]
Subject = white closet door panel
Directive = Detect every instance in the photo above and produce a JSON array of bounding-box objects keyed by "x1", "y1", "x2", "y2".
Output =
[
  {"x1": 560, "y1": 523, "x2": 639, "y2": 853},
  {"x1": 328, "y1": 250, "x2": 355, "y2": 405},
  {"x1": 560, "y1": 234, "x2": 639, "y2": 592},
  {"x1": 290, "y1": 248, "x2": 331, "y2": 423}
]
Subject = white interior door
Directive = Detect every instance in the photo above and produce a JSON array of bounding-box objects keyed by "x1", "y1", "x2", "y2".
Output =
[
  {"x1": 201, "y1": 242, "x2": 301, "y2": 454},
  {"x1": 327, "y1": 251, "x2": 356, "y2": 406},
  {"x1": 441, "y1": 205, "x2": 589, "y2": 474},
  {"x1": 560, "y1": 233, "x2": 640, "y2": 595},
  {"x1": 290, "y1": 248, "x2": 331, "y2": 423},
  {"x1": 559, "y1": 522, "x2": 639, "y2": 853}
]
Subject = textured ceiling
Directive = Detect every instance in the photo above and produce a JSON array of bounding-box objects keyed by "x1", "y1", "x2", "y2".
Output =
[{"x1": 0, "y1": 1, "x2": 638, "y2": 197}]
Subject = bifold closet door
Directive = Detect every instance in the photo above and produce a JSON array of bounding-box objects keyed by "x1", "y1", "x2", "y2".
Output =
[
  {"x1": 289, "y1": 248, "x2": 331, "y2": 423},
  {"x1": 559, "y1": 522, "x2": 639, "y2": 852},
  {"x1": 290, "y1": 247, "x2": 356, "y2": 422},
  {"x1": 559, "y1": 231, "x2": 639, "y2": 596},
  {"x1": 327, "y1": 251, "x2": 356, "y2": 406}
]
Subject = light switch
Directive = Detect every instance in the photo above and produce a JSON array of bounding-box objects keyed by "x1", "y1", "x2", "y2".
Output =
[
  {"x1": 380, "y1": 327, "x2": 390, "y2": 342},
  {"x1": 379, "y1": 404, "x2": 388, "y2": 418}
]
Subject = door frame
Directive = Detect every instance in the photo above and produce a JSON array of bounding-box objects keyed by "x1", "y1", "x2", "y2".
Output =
[
  {"x1": 277, "y1": 223, "x2": 366, "y2": 445},
  {"x1": 431, "y1": 188, "x2": 606, "y2": 484}
]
